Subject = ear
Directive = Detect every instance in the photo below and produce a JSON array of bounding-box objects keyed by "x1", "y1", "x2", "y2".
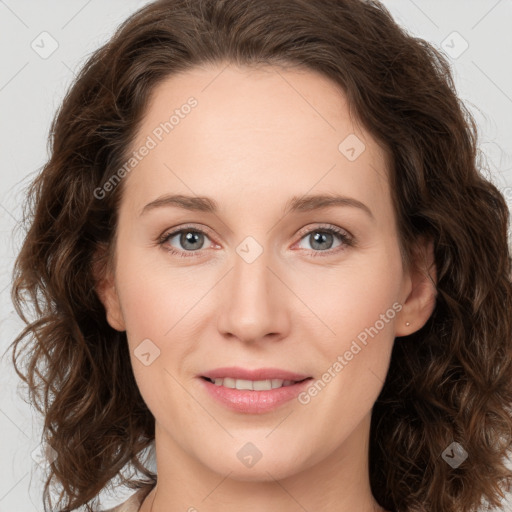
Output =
[
  {"x1": 395, "y1": 236, "x2": 437, "y2": 337},
  {"x1": 92, "y1": 244, "x2": 126, "y2": 332}
]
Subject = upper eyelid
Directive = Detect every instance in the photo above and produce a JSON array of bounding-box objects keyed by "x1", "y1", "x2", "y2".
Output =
[
  {"x1": 163, "y1": 223, "x2": 216, "y2": 242},
  {"x1": 295, "y1": 223, "x2": 351, "y2": 239}
]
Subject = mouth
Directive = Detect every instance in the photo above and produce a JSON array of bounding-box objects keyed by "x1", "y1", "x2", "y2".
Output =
[
  {"x1": 197, "y1": 367, "x2": 314, "y2": 413},
  {"x1": 198, "y1": 374, "x2": 315, "y2": 414},
  {"x1": 200, "y1": 375, "x2": 312, "y2": 390},
  {"x1": 199, "y1": 366, "x2": 313, "y2": 389}
]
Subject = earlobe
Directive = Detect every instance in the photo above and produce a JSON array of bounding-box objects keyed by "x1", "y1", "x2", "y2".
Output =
[
  {"x1": 92, "y1": 247, "x2": 126, "y2": 332},
  {"x1": 395, "y1": 237, "x2": 437, "y2": 337}
]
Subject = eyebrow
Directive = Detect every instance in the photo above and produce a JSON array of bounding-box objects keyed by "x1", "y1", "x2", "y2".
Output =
[{"x1": 140, "y1": 193, "x2": 374, "y2": 219}]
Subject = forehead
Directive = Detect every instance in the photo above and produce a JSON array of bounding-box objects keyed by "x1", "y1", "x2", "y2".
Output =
[{"x1": 122, "y1": 63, "x2": 392, "y2": 219}]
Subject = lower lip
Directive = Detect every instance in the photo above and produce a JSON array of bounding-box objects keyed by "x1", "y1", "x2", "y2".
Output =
[{"x1": 199, "y1": 377, "x2": 313, "y2": 414}]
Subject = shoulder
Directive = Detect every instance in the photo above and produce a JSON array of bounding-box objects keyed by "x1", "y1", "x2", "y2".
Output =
[{"x1": 102, "y1": 485, "x2": 154, "y2": 512}]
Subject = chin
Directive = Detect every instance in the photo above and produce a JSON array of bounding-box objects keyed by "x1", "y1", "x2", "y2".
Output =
[{"x1": 205, "y1": 448, "x2": 307, "y2": 482}]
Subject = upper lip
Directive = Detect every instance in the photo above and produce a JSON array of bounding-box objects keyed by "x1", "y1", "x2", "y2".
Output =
[{"x1": 200, "y1": 367, "x2": 311, "y2": 382}]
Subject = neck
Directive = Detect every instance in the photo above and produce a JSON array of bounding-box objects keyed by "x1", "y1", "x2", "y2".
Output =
[{"x1": 141, "y1": 413, "x2": 387, "y2": 512}]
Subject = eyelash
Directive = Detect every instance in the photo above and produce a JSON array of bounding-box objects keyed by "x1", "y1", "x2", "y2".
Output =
[{"x1": 157, "y1": 223, "x2": 354, "y2": 259}]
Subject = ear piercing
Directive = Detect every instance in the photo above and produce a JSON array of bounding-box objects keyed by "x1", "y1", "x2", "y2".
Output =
[{"x1": 405, "y1": 321, "x2": 410, "y2": 326}]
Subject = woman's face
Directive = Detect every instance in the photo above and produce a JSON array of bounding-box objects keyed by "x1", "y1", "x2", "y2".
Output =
[{"x1": 99, "y1": 63, "x2": 429, "y2": 481}]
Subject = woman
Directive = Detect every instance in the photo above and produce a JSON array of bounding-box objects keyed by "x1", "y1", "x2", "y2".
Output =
[{"x1": 9, "y1": 0, "x2": 512, "y2": 511}]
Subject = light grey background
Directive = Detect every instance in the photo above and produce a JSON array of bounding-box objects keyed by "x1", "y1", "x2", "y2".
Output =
[{"x1": 1, "y1": 1, "x2": 511, "y2": 511}]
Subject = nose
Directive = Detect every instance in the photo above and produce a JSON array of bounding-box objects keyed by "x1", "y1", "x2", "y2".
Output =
[{"x1": 216, "y1": 248, "x2": 291, "y2": 344}]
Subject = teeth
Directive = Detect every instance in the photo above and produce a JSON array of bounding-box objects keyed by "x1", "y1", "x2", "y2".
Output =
[{"x1": 211, "y1": 378, "x2": 296, "y2": 390}]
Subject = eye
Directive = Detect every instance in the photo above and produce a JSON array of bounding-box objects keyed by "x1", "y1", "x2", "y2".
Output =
[
  {"x1": 158, "y1": 223, "x2": 354, "y2": 259},
  {"x1": 294, "y1": 224, "x2": 353, "y2": 256},
  {"x1": 158, "y1": 225, "x2": 214, "y2": 258}
]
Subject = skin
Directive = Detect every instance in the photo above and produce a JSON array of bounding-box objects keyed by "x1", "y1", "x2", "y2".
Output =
[{"x1": 96, "y1": 63, "x2": 437, "y2": 512}]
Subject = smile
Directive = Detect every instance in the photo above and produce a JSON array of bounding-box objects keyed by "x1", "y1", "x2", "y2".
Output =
[{"x1": 203, "y1": 376, "x2": 308, "y2": 390}]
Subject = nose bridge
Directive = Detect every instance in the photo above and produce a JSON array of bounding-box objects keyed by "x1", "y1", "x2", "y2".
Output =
[
  {"x1": 233, "y1": 248, "x2": 271, "y2": 305},
  {"x1": 216, "y1": 240, "x2": 289, "y2": 341}
]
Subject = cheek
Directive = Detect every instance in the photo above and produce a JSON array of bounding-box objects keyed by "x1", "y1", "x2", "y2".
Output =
[
  {"x1": 307, "y1": 251, "x2": 402, "y2": 338},
  {"x1": 113, "y1": 243, "x2": 190, "y2": 337},
  {"x1": 305, "y1": 247, "x2": 403, "y2": 390}
]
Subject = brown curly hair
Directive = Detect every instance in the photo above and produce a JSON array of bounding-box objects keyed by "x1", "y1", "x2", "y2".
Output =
[{"x1": 6, "y1": 0, "x2": 512, "y2": 511}]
